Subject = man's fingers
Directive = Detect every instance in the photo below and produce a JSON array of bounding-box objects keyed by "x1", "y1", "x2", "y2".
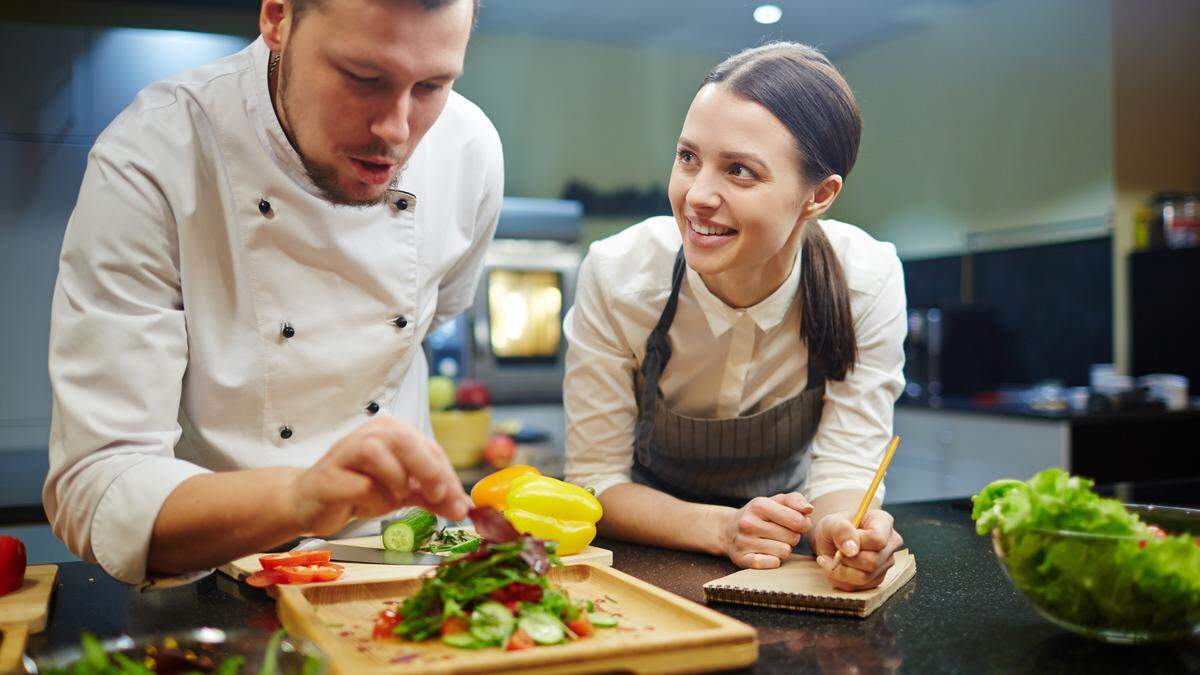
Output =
[
  {"x1": 342, "y1": 438, "x2": 410, "y2": 502},
  {"x1": 370, "y1": 420, "x2": 458, "y2": 504}
]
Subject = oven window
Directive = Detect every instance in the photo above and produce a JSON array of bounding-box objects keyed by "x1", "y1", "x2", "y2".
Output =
[{"x1": 487, "y1": 269, "x2": 563, "y2": 360}]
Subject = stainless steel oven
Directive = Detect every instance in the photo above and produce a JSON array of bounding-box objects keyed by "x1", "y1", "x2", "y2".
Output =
[{"x1": 425, "y1": 198, "x2": 582, "y2": 403}]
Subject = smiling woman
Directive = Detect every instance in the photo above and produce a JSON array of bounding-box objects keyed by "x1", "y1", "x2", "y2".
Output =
[{"x1": 562, "y1": 42, "x2": 908, "y2": 592}]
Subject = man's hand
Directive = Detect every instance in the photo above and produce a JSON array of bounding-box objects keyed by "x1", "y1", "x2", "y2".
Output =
[
  {"x1": 285, "y1": 416, "x2": 470, "y2": 536},
  {"x1": 723, "y1": 493, "x2": 813, "y2": 569},
  {"x1": 811, "y1": 509, "x2": 903, "y2": 591}
]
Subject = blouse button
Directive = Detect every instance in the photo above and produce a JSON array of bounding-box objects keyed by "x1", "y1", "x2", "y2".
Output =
[
  {"x1": 279, "y1": 426, "x2": 293, "y2": 440},
  {"x1": 366, "y1": 401, "x2": 381, "y2": 415},
  {"x1": 393, "y1": 315, "x2": 408, "y2": 329},
  {"x1": 397, "y1": 198, "x2": 408, "y2": 211},
  {"x1": 258, "y1": 198, "x2": 272, "y2": 216},
  {"x1": 280, "y1": 322, "x2": 295, "y2": 339}
]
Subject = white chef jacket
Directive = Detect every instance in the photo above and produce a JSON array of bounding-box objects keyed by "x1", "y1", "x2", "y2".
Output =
[
  {"x1": 563, "y1": 216, "x2": 906, "y2": 502},
  {"x1": 44, "y1": 37, "x2": 504, "y2": 584}
]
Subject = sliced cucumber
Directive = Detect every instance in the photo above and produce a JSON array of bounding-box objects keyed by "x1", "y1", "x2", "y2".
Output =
[
  {"x1": 470, "y1": 601, "x2": 516, "y2": 646},
  {"x1": 382, "y1": 509, "x2": 438, "y2": 551},
  {"x1": 448, "y1": 536, "x2": 482, "y2": 554},
  {"x1": 441, "y1": 632, "x2": 487, "y2": 649},
  {"x1": 518, "y1": 611, "x2": 565, "y2": 645},
  {"x1": 587, "y1": 611, "x2": 618, "y2": 628}
]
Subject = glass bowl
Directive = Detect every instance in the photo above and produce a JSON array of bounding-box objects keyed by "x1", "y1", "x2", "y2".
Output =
[
  {"x1": 991, "y1": 503, "x2": 1200, "y2": 643},
  {"x1": 29, "y1": 627, "x2": 325, "y2": 674}
]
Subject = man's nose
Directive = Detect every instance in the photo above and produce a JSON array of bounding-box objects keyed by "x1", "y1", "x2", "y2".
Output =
[{"x1": 372, "y1": 91, "x2": 412, "y2": 147}]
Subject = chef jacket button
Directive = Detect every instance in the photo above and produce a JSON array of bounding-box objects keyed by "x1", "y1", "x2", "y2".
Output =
[
  {"x1": 280, "y1": 322, "x2": 295, "y2": 339},
  {"x1": 258, "y1": 198, "x2": 272, "y2": 216},
  {"x1": 279, "y1": 425, "x2": 293, "y2": 440},
  {"x1": 393, "y1": 315, "x2": 408, "y2": 329},
  {"x1": 366, "y1": 401, "x2": 381, "y2": 415}
]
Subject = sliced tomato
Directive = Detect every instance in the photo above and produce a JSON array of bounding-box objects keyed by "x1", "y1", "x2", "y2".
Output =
[
  {"x1": 373, "y1": 609, "x2": 402, "y2": 639},
  {"x1": 259, "y1": 550, "x2": 333, "y2": 571},
  {"x1": 506, "y1": 628, "x2": 534, "y2": 651},
  {"x1": 311, "y1": 563, "x2": 344, "y2": 582},
  {"x1": 246, "y1": 569, "x2": 287, "y2": 588},
  {"x1": 1147, "y1": 525, "x2": 1168, "y2": 539},
  {"x1": 490, "y1": 582, "x2": 543, "y2": 604},
  {"x1": 441, "y1": 616, "x2": 469, "y2": 637},
  {"x1": 565, "y1": 615, "x2": 593, "y2": 638},
  {"x1": 502, "y1": 599, "x2": 522, "y2": 615}
]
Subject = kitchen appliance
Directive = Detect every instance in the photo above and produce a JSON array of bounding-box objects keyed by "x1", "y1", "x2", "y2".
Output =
[
  {"x1": 903, "y1": 305, "x2": 1003, "y2": 399},
  {"x1": 425, "y1": 198, "x2": 583, "y2": 404}
]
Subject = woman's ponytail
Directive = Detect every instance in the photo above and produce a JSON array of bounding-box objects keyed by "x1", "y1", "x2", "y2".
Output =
[{"x1": 800, "y1": 222, "x2": 857, "y2": 381}]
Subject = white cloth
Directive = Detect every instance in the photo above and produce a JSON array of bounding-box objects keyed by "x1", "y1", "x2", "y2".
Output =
[
  {"x1": 563, "y1": 216, "x2": 906, "y2": 502},
  {"x1": 44, "y1": 37, "x2": 504, "y2": 584}
]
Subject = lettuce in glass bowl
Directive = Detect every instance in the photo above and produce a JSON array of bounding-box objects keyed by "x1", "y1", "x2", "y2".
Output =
[{"x1": 973, "y1": 469, "x2": 1200, "y2": 643}]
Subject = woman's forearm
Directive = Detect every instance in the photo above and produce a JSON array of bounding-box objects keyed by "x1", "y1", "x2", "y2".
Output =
[
  {"x1": 597, "y1": 482, "x2": 734, "y2": 556},
  {"x1": 810, "y1": 489, "x2": 881, "y2": 530}
]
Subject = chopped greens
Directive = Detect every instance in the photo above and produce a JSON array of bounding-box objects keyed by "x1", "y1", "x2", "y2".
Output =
[{"x1": 379, "y1": 507, "x2": 618, "y2": 650}]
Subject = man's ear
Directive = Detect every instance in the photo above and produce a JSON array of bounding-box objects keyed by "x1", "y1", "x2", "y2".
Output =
[{"x1": 260, "y1": 0, "x2": 291, "y2": 52}]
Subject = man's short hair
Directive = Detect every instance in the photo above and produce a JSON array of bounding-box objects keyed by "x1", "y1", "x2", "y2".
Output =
[{"x1": 291, "y1": 0, "x2": 479, "y2": 26}]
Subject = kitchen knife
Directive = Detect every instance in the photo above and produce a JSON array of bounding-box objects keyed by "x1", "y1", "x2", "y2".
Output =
[{"x1": 323, "y1": 543, "x2": 445, "y2": 566}]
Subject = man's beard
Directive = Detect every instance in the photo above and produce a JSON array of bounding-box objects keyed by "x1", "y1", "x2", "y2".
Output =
[{"x1": 278, "y1": 51, "x2": 398, "y2": 209}]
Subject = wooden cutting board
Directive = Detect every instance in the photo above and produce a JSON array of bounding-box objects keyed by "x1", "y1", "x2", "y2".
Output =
[
  {"x1": 277, "y1": 562, "x2": 758, "y2": 674},
  {"x1": 220, "y1": 536, "x2": 613, "y2": 588},
  {"x1": 0, "y1": 565, "x2": 58, "y2": 675}
]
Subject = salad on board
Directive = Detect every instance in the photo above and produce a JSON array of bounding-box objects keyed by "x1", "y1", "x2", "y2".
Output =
[
  {"x1": 972, "y1": 468, "x2": 1200, "y2": 633},
  {"x1": 372, "y1": 507, "x2": 619, "y2": 651}
]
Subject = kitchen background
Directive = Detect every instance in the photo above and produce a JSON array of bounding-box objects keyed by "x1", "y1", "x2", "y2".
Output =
[{"x1": 1, "y1": 0, "x2": 1198, "y2": 562}]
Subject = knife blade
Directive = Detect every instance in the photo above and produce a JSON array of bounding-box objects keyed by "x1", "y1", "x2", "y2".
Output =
[{"x1": 324, "y1": 543, "x2": 445, "y2": 566}]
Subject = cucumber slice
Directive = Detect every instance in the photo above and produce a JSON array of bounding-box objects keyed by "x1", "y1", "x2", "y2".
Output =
[
  {"x1": 382, "y1": 509, "x2": 438, "y2": 551},
  {"x1": 587, "y1": 611, "x2": 618, "y2": 628},
  {"x1": 470, "y1": 601, "x2": 516, "y2": 646},
  {"x1": 448, "y1": 536, "x2": 481, "y2": 554},
  {"x1": 518, "y1": 611, "x2": 565, "y2": 645},
  {"x1": 441, "y1": 632, "x2": 487, "y2": 649}
]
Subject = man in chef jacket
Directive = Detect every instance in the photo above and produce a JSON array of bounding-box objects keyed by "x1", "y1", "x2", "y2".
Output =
[{"x1": 43, "y1": 0, "x2": 498, "y2": 584}]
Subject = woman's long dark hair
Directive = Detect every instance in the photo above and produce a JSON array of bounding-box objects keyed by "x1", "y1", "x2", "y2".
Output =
[{"x1": 703, "y1": 43, "x2": 861, "y2": 382}]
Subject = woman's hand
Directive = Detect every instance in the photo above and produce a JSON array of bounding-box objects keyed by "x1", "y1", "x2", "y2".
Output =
[
  {"x1": 811, "y1": 509, "x2": 903, "y2": 591},
  {"x1": 723, "y1": 493, "x2": 814, "y2": 569}
]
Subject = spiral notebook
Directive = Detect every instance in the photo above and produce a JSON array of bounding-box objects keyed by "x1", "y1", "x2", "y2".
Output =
[{"x1": 703, "y1": 550, "x2": 916, "y2": 618}]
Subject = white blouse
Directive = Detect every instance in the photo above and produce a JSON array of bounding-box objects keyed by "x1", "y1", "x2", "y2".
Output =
[
  {"x1": 44, "y1": 37, "x2": 503, "y2": 584},
  {"x1": 563, "y1": 216, "x2": 906, "y2": 502}
]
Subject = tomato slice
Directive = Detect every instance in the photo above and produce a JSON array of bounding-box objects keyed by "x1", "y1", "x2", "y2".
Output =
[
  {"x1": 246, "y1": 569, "x2": 287, "y2": 588},
  {"x1": 565, "y1": 616, "x2": 593, "y2": 638},
  {"x1": 311, "y1": 563, "x2": 344, "y2": 583},
  {"x1": 506, "y1": 628, "x2": 534, "y2": 651},
  {"x1": 440, "y1": 616, "x2": 469, "y2": 637},
  {"x1": 259, "y1": 550, "x2": 333, "y2": 571},
  {"x1": 277, "y1": 563, "x2": 343, "y2": 585},
  {"x1": 373, "y1": 609, "x2": 402, "y2": 639}
]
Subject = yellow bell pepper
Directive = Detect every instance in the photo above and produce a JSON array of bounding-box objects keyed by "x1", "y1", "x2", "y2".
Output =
[
  {"x1": 503, "y1": 474, "x2": 603, "y2": 556},
  {"x1": 470, "y1": 465, "x2": 541, "y2": 511}
]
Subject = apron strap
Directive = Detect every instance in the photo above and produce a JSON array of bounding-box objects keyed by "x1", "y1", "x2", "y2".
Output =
[{"x1": 634, "y1": 246, "x2": 687, "y2": 454}]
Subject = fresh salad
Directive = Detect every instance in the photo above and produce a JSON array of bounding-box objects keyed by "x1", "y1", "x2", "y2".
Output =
[
  {"x1": 41, "y1": 629, "x2": 321, "y2": 675},
  {"x1": 972, "y1": 468, "x2": 1200, "y2": 632},
  {"x1": 372, "y1": 507, "x2": 618, "y2": 650}
]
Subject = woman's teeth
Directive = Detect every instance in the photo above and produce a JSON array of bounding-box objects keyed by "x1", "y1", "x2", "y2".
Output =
[{"x1": 690, "y1": 220, "x2": 736, "y2": 236}]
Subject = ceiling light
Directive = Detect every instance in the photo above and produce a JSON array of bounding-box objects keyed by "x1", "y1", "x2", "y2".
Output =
[{"x1": 753, "y1": 4, "x2": 782, "y2": 25}]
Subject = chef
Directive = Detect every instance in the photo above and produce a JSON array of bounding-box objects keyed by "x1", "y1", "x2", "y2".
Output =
[
  {"x1": 44, "y1": 0, "x2": 496, "y2": 585},
  {"x1": 563, "y1": 43, "x2": 906, "y2": 590}
]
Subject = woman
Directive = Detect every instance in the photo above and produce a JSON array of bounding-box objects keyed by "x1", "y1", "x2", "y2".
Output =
[{"x1": 563, "y1": 43, "x2": 906, "y2": 591}]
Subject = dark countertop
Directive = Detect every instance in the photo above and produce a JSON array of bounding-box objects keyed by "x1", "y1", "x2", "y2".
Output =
[
  {"x1": 898, "y1": 395, "x2": 1200, "y2": 424},
  {"x1": 23, "y1": 481, "x2": 1200, "y2": 674}
]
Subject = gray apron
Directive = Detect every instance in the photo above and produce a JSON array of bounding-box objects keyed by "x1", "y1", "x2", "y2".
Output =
[{"x1": 632, "y1": 247, "x2": 826, "y2": 508}]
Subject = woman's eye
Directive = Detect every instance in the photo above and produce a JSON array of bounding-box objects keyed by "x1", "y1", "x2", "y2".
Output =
[
  {"x1": 729, "y1": 163, "x2": 756, "y2": 179},
  {"x1": 676, "y1": 149, "x2": 695, "y2": 163}
]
